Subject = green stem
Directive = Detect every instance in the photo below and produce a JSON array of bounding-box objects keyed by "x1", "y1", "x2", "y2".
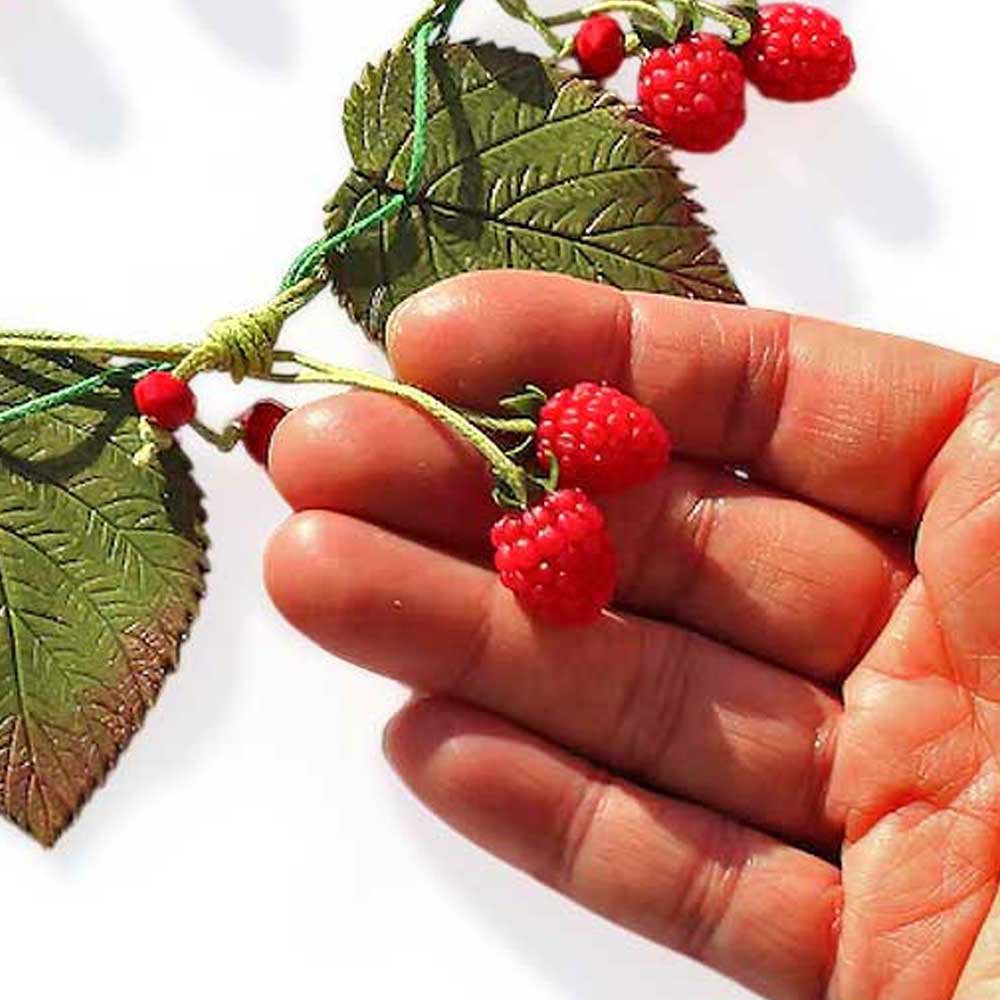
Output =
[
  {"x1": 189, "y1": 417, "x2": 242, "y2": 452},
  {"x1": 495, "y1": 0, "x2": 568, "y2": 54},
  {"x1": 692, "y1": 0, "x2": 754, "y2": 44},
  {"x1": 290, "y1": 354, "x2": 530, "y2": 505},
  {"x1": 0, "y1": 333, "x2": 205, "y2": 362},
  {"x1": 545, "y1": 0, "x2": 673, "y2": 32},
  {"x1": 542, "y1": 8, "x2": 587, "y2": 27},
  {"x1": 404, "y1": 0, "x2": 464, "y2": 43},
  {"x1": 544, "y1": 0, "x2": 754, "y2": 44},
  {"x1": 280, "y1": 10, "x2": 442, "y2": 291},
  {"x1": 0, "y1": 363, "x2": 160, "y2": 427},
  {"x1": 0, "y1": 331, "x2": 533, "y2": 503},
  {"x1": 458, "y1": 410, "x2": 537, "y2": 436}
]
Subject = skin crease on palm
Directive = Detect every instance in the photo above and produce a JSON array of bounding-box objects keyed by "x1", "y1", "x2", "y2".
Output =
[{"x1": 262, "y1": 270, "x2": 1000, "y2": 1000}]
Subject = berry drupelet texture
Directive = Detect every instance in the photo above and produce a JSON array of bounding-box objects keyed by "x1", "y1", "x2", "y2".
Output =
[
  {"x1": 742, "y1": 4, "x2": 855, "y2": 101},
  {"x1": 638, "y1": 34, "x2": 747, "y2": 152},
  {"x1": 133, "y1": 371, "x2": 196, "y2": 430},
  {"x1": 537, "y1": 382, "x2": 671, "y2": 494},
  {"x1": 492, "y1": 489, "x2": 617, "y2": 627}
]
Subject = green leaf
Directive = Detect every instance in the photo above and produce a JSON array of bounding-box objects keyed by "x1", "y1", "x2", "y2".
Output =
[
  {"x1": 0, "y1": 349, "x2": 208, "y2": 846},
  {"x1": 631, "y1": 22, "x2": 673, "y2": 49},
  {"x1": 625, "y1": 4, "x2": 679, "y2": 44},
  {"x1": 327, "y1": 41, "x2": 742, "y2": 343}
]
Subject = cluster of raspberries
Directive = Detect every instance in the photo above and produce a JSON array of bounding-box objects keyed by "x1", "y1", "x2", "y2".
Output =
[
  {"x1": 574, "y1": 3, "x2": 855, "y2": 152},
  {"x1": 492, "y1": 382, "x2": 670, "y2": 626},
  {"x1": 134, "y1": 372, "x2": 670, "y2": 628}
]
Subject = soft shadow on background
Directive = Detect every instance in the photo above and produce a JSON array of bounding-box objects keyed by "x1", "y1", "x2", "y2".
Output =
[
  {"x1": 681, "y1": 92, "x2": 940, "y2": 319},
  {"x1": 0, "y1": 0, "x2": 297, "y2": 155},
  {"x1": 0, "y1": 0, "x2": 129, "y2": 150},
  {"x1": 680, "y1": 0, "x2": 938, "y2": 319},
  {"x1": 178, "y1": 0, "x2": 298, "y2": 71},
  {"x1": 389, "y1": 776, "x2": 754, "y2": 1000}
]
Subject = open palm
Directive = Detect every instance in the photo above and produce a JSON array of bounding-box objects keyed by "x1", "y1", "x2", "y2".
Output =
[{"x1": 265, "y1": 272, "x2": 1000, "y2": 1000}]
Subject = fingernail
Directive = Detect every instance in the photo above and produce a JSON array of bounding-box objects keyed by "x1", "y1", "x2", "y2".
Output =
[
  {"x1": 387, "y1": 282, "x2": 453, "y2": 360},
  {"x1": 385, "y1": 297, "x2": 416, "y2": 360}
]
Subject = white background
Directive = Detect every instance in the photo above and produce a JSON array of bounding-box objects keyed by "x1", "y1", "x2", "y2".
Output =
[{"x1": 0, "y1": 2, "x2": 994, "y2": 998}]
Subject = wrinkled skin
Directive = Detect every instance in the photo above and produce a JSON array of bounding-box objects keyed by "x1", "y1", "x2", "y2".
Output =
[{"x1": 265, "y1": 271, "x2": 1000, "y2": 1000}]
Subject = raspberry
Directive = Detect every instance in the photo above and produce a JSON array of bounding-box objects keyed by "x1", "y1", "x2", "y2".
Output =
[
  {"x1": 575, "y1": 14, "x2": 626, "y2": 80},
  {"x1": 241, "y1": 399, "x2": 290, "y2": 467},
  {"x1": 742, "y1": 4, "x2": 855, "y2": 102},
  {"x1": 133, "y1": 371, "x2": 196, "y2": 430},
  {"x1": 537, "y1": 382, "x2": 670, "y2": 494},
  {"x1": 638, "y1": 34, "x2": 747, "y2": 152},
  {"x1": 491, "y1": 489, "x2": 616, "y2": 627}
]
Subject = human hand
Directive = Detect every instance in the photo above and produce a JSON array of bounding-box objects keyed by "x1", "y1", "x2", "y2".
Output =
[{"x1": 264, "y1": 271, "x2": 1000, "y2": 1000}]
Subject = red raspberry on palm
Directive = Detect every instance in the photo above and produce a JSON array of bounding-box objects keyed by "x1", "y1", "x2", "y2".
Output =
[
  {"x1": 536, "y1": 382, "x2": 670, "y2": 494},
  {"x1": 638, "y1": 34, "x2": 747, "y2": 152},
  {"x1": 742, "y1": 4, "x2": 855, "y2": 102},
  {"x1": 491, "y1": 489, "x2": 616, "y2": 627}
]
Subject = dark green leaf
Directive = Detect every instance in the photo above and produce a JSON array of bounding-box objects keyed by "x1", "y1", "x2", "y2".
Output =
[
  {"x1": 327, "y1": 41, "x2": 743, "y2": 343},
  {"x1": 631, "y1": 22, "x2": 673, "y2": 49},
  {"x1": 0, "y1": 349, "x2": 208, "y2": 846},
  {"x1": 625, "y1": 4, "x2": 679, "y2": 45}
]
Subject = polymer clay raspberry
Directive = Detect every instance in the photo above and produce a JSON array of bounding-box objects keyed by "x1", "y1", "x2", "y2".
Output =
[
  {"x1": 742, "y1": 4, "x2": 855, "y2": 101},
  {"x1": 574, "y1": 14, "x2": 626, "y2": 79},
  {"x1": 536, "y1": 382, "x2": 670, "y2": 494},
  {"x1": 638, "y1": 34, "x2": 747, "y2": 152},
  {"x1": 491, "y1": 489, "x2": 616, "y2": 626},
  {"x1": 133, "y1": 371, "x2": 196, "y2": 430}
]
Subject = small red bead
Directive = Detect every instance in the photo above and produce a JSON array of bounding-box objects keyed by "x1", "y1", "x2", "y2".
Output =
[
  {"x1": 575, "y1": 15, "x2": 626, "y2": 80},
  {"x1": 133, "y1": 371, "x2": 196, "y2": 430},
  {"x1": 240, "y1": 399, "x2": 290, "y2": 467}
]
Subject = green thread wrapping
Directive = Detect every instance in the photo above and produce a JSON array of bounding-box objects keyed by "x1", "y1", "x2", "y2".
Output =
[
  {"x1": 171, "y1": 273, "x2": 324, "y2": 382},
  {"x1": 279, "y1": 196, "x2": 406, "y2": 294},
  {"x1": 1, "y1": 1, "x2": 455, "y2": 413},
  {"x1": 279, "y1": 14, "x2": 442, "y2": 290},
  {"x1": 0, "y1": 362, "x2": 169, "y2": 426},
  {"x1": 286, "y1": 355, "x2": 529, "y2": 505},
  {"x1": 406, "y1": 20, "x2": 432, "y2": 198},
  {"x1": 132, "y1": 416, "x2": 176, "y2": 468},
  {"x1": 0, "y1": 0, "x2": 531, "y2": 498}
]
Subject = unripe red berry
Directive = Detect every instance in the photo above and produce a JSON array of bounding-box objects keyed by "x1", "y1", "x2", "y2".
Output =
[
  {"x1": 575, "y1": 15, "x2": 626, "y2": 80},
  {"x1": 537, "y1": 382, "x2": 670, "y2": 493},
  {"x1": 240, "y1": 399, "x2": 290, "y2": 467},
  {"x1": 133, "y1": 371, "x2": 196, "y2": 430},
  {"x1": 742, "y1": 4, "x2": 855, "y2": 102},
  {"x1": 638, "y1": 34, "x2": 747, "y2": 152},
  {"x1": 491, "y1": 489, "x2": 616, "y2": 627}
]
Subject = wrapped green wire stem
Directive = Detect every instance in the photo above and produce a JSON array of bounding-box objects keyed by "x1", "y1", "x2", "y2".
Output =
[{"x1": 0, "y1": 0, "x2": 456, "y2": 443}]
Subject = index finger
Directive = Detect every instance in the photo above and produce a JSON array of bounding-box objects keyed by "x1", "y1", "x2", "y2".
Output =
[{"x1": 386, "y1": 271, "x2": 997, "y2": 529}]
